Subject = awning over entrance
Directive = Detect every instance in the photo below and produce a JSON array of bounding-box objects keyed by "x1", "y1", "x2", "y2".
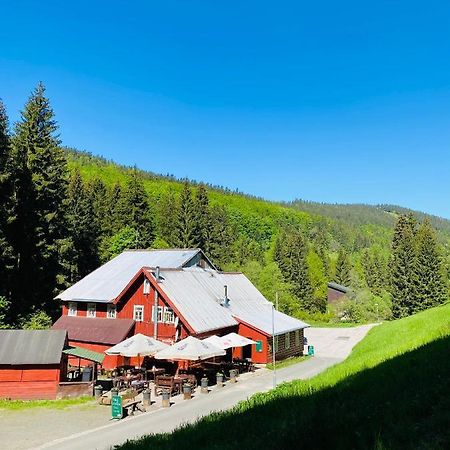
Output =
[{"x1": 63, "y1": 346, "x2": 105, "y2": 364}]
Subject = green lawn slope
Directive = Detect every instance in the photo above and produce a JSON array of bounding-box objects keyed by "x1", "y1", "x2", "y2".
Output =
[{"x1": 117, "y1": 303, "x2": 450, "y2": 450}]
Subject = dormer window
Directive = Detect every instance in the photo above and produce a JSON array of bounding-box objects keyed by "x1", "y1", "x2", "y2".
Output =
[
  {"x1": 143, "y1": 278, "x2": 151, "y2": 295},
  {"x1": 107, "y1": 304, "x2": 117, "y2": 319},
  {"x1": 87, "y1": 303, "x2": 96, "y2": 318},
  {"x1": 68, "y1": 302, "x2": 77, "y2": 317}
]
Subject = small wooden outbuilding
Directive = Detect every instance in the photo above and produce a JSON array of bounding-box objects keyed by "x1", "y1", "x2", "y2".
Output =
[
  {"x1": 0, "y1": 330, "x2": 68, "y2": 400},
  {"x1": 327, "y1": 282, "x2": 350, "y2": 303}
]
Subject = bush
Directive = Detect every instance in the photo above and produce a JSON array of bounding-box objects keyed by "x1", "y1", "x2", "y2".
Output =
[
  {"x1": 336, "y1": 289, "x2": 392, "y2": 323},
  {"x1": 21, "y1": 311, "x2": 53, "y2": 330}
]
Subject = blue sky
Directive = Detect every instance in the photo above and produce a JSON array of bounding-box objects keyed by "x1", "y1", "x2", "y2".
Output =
[{"x1": 1, "y1": 1, "x2": 450, "y2": 218}]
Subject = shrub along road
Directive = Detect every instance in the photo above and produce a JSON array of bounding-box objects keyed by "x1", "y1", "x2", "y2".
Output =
[{"x1": 37, "y1": 325, "x2": 374, "y2": 450}]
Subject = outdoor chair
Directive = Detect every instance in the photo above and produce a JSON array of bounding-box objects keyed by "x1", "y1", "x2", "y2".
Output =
[{"x1": 154, "y1": 375, "x2": 180, "y2": 396}]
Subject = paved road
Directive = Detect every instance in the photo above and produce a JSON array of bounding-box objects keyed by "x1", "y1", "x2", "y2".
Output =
[{"x1": 37, "y1": 325, "x2": 374, "y2": 450}]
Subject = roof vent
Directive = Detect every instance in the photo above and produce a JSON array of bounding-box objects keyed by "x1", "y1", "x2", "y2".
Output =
[
  {"x1": 155, "y1": 266, "x2": 161, "y2": 282},
  {"x1": 220, "y1": 285, "x2": 230, "y2": 307}
]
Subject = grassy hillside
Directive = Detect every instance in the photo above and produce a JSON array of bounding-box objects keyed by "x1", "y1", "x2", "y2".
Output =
[{"x1": 117, "y1": 303, "x2": 450, "y2": 450}]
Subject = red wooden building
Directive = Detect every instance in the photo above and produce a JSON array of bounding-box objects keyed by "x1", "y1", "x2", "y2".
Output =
[
  {"x1": 327, "y1": 282, "x2": 350, "y2": 304},
  {"x1": 53, "y1": 249, "x2": 309, "y2": 367},
  {"x1": 0, "y1": 330, "x2": 68, "y2": 400}
]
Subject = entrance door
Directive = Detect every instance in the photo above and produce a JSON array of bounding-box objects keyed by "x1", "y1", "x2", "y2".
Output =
[{"x1": 242, "y1": 341, "x2": 252, "y2": 360}]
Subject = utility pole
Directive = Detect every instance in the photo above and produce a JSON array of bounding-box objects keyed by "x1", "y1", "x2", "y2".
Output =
[{"x1": 272, "y1": 302, "x2": 276, "y2": 389}]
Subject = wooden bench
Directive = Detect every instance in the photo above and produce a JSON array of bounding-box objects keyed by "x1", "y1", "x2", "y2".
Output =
[{"x1": 123, "y1": 399, "x2": 145, "y2": 416}]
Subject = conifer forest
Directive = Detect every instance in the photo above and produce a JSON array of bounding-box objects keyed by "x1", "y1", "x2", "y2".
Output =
[{"x1": 0, "y1": 84, "x2": 449, "y2": 328}]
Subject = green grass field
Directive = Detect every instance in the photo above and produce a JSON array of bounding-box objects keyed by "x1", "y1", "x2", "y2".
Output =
[
  {"x1": 117, "y1": 303, "x2": 450, "y2": 450},
  {"x1": 0, "y1": 396, "x2": 95, "y2": 411}
]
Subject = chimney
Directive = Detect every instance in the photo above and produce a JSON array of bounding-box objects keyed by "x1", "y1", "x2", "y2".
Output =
[{"x1": 155, "y1": 266, "x2": 160, "y2": 282}]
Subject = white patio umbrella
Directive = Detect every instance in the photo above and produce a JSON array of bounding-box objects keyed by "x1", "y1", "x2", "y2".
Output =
[
  {"x1": 221, "y1": 332, "x2": 257, "y2": 362},
  {"x1": 105, "y1": 333, "x2": 169, "y2": 357},
  {"x1": 154, "y1": 336, "x2": 226, "y2": 361},
  {"x1": 221, "y1": 332, "x2": 256, "y2": 348},
  {"x1": 203, "y1": 335, "x2": 227, "y2": 350}
]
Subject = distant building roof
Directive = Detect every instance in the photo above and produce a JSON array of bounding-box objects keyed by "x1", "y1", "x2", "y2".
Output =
[
  {"x1": 327, "y1": 282, "x2": 350, "y2": 294},
  {"x1": 52, "y1": 316, "x2": 135, "y2": 345},
  {"x1": 55, "y1": 249, "x2": 213, "y2": 303},
  {"x1": 151, "y1": 268, "x2": 309, "y2": 336},
  {"x1": 0, "y1": 330, "x2": 67, "y2": 365}
]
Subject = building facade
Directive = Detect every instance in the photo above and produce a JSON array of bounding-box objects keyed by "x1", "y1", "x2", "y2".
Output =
[{"x1": 53, "y1": 249, "x2": 309, "y2": 368}]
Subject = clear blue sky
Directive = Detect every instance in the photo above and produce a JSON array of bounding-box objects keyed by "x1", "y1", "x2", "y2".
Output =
[{"x1": 1, "y1": 1, "x2": 450, "y2": 218}]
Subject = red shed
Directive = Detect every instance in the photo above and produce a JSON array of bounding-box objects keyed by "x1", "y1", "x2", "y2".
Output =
[{"x1": 0, "y1": 330, "x2": 68, "y2": 400}]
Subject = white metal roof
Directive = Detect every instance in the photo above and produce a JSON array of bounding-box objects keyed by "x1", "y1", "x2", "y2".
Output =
[
  {"x1": 154, "y1": 268, "x2": 309, "y2": 336},
  {"x1": 152, "y1": 268, "x2": 239, "y2": 334},
  {"x1": 220, "y1": 272, "x2": 310, "y2": 335},
  {"x1": 56, "y1": 249, "x2": 205, "y2": 302}
]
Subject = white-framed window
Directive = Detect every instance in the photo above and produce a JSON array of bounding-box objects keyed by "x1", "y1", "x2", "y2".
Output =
[
  {"x1": 68, "y1": 302, "x2": 77, "y2": 317},
  {"x1": 143, "y1": 278, "x2": 151, "y2": 295},
  {"x1": 163, "y1": 306, "x2": 175, "y2": 324},
  {"x1": 107, "y1": 304, "x2": 117, "y2": 319},
  {"x1": 134, "y1": 305, "x2": 144, "y2": 322},
  {"x1": 295, "y1": 329, "x2": 300, "y2": 347},
  {"x1": 151, "y1": 305, "x2": 163, "y2": 323},
  {"x1": 285, "y1": 332, "x2": 290, "y2": 350},
  {"x1": 87, "y1": 303, "x2": 96, "y2": 318}
]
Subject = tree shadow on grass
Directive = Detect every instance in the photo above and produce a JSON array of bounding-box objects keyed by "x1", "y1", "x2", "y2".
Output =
[{"x1": 118, "y1": 336, "x2": 450, "y2": 450}]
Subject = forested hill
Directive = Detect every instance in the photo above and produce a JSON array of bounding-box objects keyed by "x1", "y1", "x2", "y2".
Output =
[
  {"x1": 288, "y1": 199, "x2": 450, "y2": 236},
  {"x1": 66, "y1": 148, "x2": 450, "y2": 319},
  {"x1": 1, "y1": 87, "x2": 448, "y2": 329}
]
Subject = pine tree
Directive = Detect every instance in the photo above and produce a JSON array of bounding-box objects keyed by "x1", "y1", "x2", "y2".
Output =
[
  {"x1": 390, "y1": 215, "x2": 418, "y2": 318},
  {"x1": 334, "y1": 249, "x2": 352, "y2": 286},
  {"x1": 175, "y1": 181, "x2": 198, "y2": 248},
  {"x1": 118, "y1": 170, "x2": 155, "y2": 248},
  {"x1": 9, "y1": 83, "x2": 69, "y2": 316},
  {"x1": 414, "y1": 219, "x2": 447, "y2": 312}
]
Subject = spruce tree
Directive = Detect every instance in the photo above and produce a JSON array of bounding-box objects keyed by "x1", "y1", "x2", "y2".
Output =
[
  {"x1": 9, "y1": 83, "x2": 69, "y2": 316},
  {"x1": 157, "y1": 188, "x2": 179, "y2": 247},
  {"x1": 0, "y1": 100, "x2": 12, "y2": 300},
  {"x1": 390, "y1": 215, "x2": 418, "y2": 318},
  {"x1": 414, "y1": 219, "x2": 447, "y2": 312},
  {"x1": 361, "y1": 248, "x2": 386, "y2": 295},
  {"x1": 194, "y1": 184, "x2": 211, "y2": 252},
  {"x1": 334, "y1": 249, "x2": 352, "y2": 286},
  {"x1": 274, "y1": 230, "x2": 314, "y2": 311},
  {"x1": 175, "y1": 181, "x2": 198, "y2": 248},
  {"x1": 208, "y1": 204, "x2": 234, "y2": 266},
  {"x1": 106, "y1": 182, "x2": 123, "y2": 235},
  {"x1": 66, "y1": 170, "x2": 99, "y2": 281},
  {"x1": 118, "y1": 170, "x2": 155, "y2": 248},
  {"x1": 89, "y1": 178, "x2": 110, "y2": 236}
]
